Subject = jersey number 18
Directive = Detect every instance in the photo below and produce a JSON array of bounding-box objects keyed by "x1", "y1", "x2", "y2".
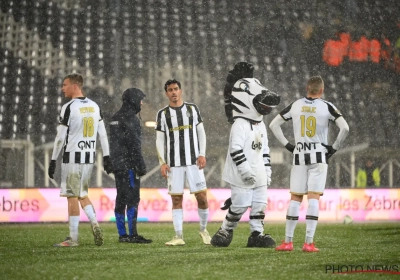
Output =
[{"x1": 83, "y1": 117, "x2": 94, "y2": 137}]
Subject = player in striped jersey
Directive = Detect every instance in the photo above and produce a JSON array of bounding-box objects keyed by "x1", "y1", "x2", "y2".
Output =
[
  {"x1": 48, "y1": 73, "x2": 113, "y2": 247},
  {"x1": 269, "y1": 76, "x2": 349, "y2": 252},
  {"x1": 155, "y1": 79, "x2": 210, "y2": 246}
]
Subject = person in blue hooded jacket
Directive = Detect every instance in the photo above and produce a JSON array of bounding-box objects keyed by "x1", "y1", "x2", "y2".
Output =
[{"x1": 109, "y1": 88, "x2": 152, "y2": 243}]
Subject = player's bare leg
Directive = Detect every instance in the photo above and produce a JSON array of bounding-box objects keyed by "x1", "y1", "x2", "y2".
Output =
[{"x1": 195, "y1": 191, "x2": 211, "y2": 245}]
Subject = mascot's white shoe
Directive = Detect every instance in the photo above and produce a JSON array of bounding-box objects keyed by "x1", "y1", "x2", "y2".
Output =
[{"x1": 210, "y1": 228, "x2": 233, "y2": 247}]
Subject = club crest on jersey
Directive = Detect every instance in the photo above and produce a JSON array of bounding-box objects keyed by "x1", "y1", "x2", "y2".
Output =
[{"x1": 186, "y1": 111, "x2": 191, "y2": 118}]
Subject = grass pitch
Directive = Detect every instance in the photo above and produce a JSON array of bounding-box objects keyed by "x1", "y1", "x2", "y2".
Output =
[{"x1": 1, "y1": 222, "x2": 399, "y2": 279}]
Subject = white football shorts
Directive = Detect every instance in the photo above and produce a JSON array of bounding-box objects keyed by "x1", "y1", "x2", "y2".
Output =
[
  {"x1": 230, "y1": 184, "x2": 268, "y2": 207},
  {"x1": 60, "y1": 163, "x2": 94, "y2": 198},
  {"x1": 290, "y1": 163, "x2": 328, "y2": 195},
  {"x1": 167, "y1": 165, "x2": 207, "y2": 195}
]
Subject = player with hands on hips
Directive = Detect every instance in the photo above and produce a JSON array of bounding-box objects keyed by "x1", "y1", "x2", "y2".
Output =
[{"x1": 269, "y1": 76, "x2": 349, "y2": 252}]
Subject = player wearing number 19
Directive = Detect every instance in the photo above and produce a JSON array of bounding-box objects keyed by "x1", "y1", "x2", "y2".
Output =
[
  {"x1": 269, "y1": 76, "x2": 349, "y2": 252},
  {"x1": 48, "y1": 73, "x2": 113, "y2": 247}
]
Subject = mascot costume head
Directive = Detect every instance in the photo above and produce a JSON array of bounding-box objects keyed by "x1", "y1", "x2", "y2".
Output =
[{"x1": 224, "y1": 62, "x2": 280, "y2": 123}]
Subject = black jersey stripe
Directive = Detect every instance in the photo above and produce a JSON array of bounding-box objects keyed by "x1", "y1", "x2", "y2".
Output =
[
  {"x1": 316, "y1": 152, "x2": 322, "y2": 163},
  {"x1": 304, "y1": 153, "x2": 311, "y2": 165},
  {"x1": 279, "y1": 101, "x2": 294, "y2": 121},
  {"x1": 322, "y1": 100, "x2": 342, "y2": 120},
  {"x1": 187, "y1": 102, "x2": 203, "y2": 123},
  {"x1": 187, "y1": 105, "x2": 196, "y2": 164},
  {"x1": 165, "y1": 108, "x2": 175, "y2": 167},
  {"x1": 176, "y1": 108, "x2": 186, "y2": 166},
  {"x1": 59, "y1": 102, "x2": 72, "y2": 126},
  {"x1": 63, "y1": 152, "x2": 70, "y2": 163},
  {"x1": 74, "y1": 152, "x2": 81, "y2": 163},
  {"x1": 294, "y1": 154, "x2": 300, "y2": 165},
  {"x1": 155, "y1": 109, "x2": 164, "y2": 131}
]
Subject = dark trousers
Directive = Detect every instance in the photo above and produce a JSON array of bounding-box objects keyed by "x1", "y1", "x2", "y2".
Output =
[{"x1": 114, "y1": 169, "x2": 140, "y2": 236}]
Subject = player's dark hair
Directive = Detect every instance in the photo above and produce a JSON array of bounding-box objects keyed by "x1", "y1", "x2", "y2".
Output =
[
  {"x1": 64, "y1": 73, "x2": 84, "y2": 88},
  {"x1": 164, "y1": 79, "x2": 181, "y2": 92}
]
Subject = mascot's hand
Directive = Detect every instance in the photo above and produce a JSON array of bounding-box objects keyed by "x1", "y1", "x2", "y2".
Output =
[{"x1": 242, "y1": 171, "x2": 256, "y2": 185}]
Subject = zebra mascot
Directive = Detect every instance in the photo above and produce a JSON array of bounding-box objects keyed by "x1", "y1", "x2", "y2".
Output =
[{"x1": 211, "y1": 62, "x2": 280, "y2": 247}]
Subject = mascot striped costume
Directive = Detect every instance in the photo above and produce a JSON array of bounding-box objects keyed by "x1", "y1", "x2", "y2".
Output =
[{"x1": 211, "y1": 62, "x2": 280, "y2": 247}]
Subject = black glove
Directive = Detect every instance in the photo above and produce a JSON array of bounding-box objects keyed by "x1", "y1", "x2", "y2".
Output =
[
  {"x1": 285, "y1": 143, "x2": 295, "y2": 153},
  {"x1": 136, "y1": 169, "x2": 147, "y2": 177},
  {"x1": 321, "y1": 143, "x2": 337, "y2": 162},
  {"x1": 220, "y1": 197, "x2": 232, "y2": 210},
  {"x1": 103, "y1": 156, "x2": 113, "y2": 174},
  {"x1": 48, "y1": 160, "x2": 56, "y2": 179}
]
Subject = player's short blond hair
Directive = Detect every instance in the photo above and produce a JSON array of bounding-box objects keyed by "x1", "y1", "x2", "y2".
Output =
[
  {"x1": 307, "y1": 76, "x2": 324, "y2": 95},
  {"x1": 64, "y1": 73, "x2": 83, "y2": 88}
]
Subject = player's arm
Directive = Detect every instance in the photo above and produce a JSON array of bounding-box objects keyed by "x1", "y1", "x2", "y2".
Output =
[
  {"x1": 98, "y1": 120, "x2": 110, "y2": 157},
  {"x1": 98, "y1": 120, "x2": 113, "y2": 174},
  {"x1": 156, "y1": 130, "x2": 170, "y2": 178},
  {"x1": 332, "y1": 116, "x2": 350, "y2": 150},
  {"x1": 48, "y1": 124, "x2": 68, "y2": 179},
  {"x1": 196, "y1": 122, "x2": 206, "y2": 169},
  {"x1": 269, "y1": 114, "x2": 294, "y2": 153},
  {"x1": 230, "y1": 122, "x2": 255, "y2": 185},
  {"x1": 51, "y1": 125, "x2": 68, "y2": 161}
]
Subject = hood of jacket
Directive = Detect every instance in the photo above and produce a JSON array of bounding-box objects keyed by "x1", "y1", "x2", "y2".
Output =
[{"x1": 121, "y1": 88, "x2": 146, "y2": 114}]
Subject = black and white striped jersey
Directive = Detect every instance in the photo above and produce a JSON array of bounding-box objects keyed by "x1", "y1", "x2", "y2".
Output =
[
  {"x1": 280, "y1": 97, "x2": 342, "y2": 165},
  {"x1": 59, "y1": 97, "x2": 103, "y2": 164},
  {"x1": 155, "y1": 102, "x2": 203, "y2": 167}
]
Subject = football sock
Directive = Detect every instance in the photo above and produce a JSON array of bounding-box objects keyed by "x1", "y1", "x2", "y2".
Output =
[
  {"x1": 69, "y1": 216, "x2": 80, "y2": 242},
  {"x1": 305, "y1": 199, "x2": 319, "y2": 244},
  {"x1": 285, "y1": 200, "x2": 301, "y2": 243},
  {"x1": 172, "y1": 209, "x2": 183, "y2": 238},
  {"x1": 83, "y1": 205, "x2": 98, "y2": 225},
  {"x1": 127, "y1": 207, "x2": 138, "y2": 236},
  {"x1": 198, "y1": 208, "x2": 209, "y2": 232},
  {"x1": 222, "y1": 207, "x2": 242, "y2": 230},
  {"x1": 115, "y1": 211, "x2": 126, "y2": 236}
]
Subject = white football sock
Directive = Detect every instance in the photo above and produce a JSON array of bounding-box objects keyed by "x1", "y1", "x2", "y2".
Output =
[
  {"x1": 83, "y1": 205, "x2": 98, "y2": 225},
  {"x1": 198, "y1": 208, "x2": 209, "y2": 232},
  {"x1": 172, "y1": 209, "x2": 183, "y2": 238},
  {"x1": 305, "y1": 199, "x2": 319, "y2": 244},
  {"x1": 69, "y1": 216, "x2": 80, "y2": 242},
  {"x1": 285, "y1": 200, "x2": 301, "y2": 243}
]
